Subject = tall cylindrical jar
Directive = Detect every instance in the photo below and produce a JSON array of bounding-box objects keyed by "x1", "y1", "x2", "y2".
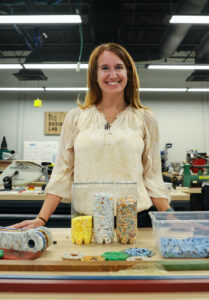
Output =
[
  {"x1": 71, "y1": 181, "x2": 93, "y2": 245},
  {"x1": 93, "y1": 182, "x2": 114, "y2": 244},
  {"x1": 116, "y1": 181, "x2": 137, "y2": 244}
]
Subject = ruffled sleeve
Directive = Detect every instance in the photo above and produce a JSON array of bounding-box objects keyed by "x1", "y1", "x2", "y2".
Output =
[
  {"x1": 142, "y1": 110, "x2": 169, "y2": 200},
  {"x1": 45, "y1": 108, "x2": 80, "y2": 202}
]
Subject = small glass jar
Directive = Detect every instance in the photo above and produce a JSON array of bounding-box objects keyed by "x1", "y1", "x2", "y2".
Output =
[
  {"x1": 71, "y1": 181, "x2": 93, "y2": 245},
  {"x1": 116, "y1": 181, "x2": 137, "y2": 244},
  {"x1": 93, "y1": 182, "x2": 114, "y2": 244}
]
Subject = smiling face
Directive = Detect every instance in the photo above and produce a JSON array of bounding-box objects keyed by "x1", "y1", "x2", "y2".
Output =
[{"x1": 97, "y1": 50, "x2": 128, "y2": 98}]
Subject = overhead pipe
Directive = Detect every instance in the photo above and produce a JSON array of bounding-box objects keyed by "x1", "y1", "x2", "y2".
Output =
[
  {"x1": 159, "y1": 0, "x2": 208, "y2": 59},
  {"x1": 196, "y1": 32, "x2": 209, "y2": 61}
]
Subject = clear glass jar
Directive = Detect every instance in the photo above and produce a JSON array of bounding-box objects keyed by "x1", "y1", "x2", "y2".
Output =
[
  {"x1": 93, "y1": 182, "x2": 114, "y2": 244},
  {"x1": 71, "y1": 181, "x2": 93, "y2": 244},
  {"x1": 116, "y1": 181, "x2": 137, "y2": 244}
]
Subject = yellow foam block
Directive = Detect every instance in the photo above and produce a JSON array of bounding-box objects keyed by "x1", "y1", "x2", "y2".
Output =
[{"x1": 71, "y1": 216, "x2": 92, "y2": 244}]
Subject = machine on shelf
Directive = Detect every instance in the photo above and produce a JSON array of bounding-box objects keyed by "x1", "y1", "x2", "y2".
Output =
[
  {"x1": 161, "y1": 143, "x2": 172, "y2": 172},
  {"x1": 183, "y1": 150, "x2": 209, "y2": 187},
  {"x1": 0, "y1": 136, "x2": 15, "y2": 160},
  {"x1": 0, "y1": 160, "x2": 51, "y2": 191},
  {"x1": 183, "y1": 164, "x2": 209, "y2": 188}
]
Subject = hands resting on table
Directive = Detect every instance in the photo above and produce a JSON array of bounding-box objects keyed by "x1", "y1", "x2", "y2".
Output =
[{"x1": 7, "y1": 218, "x2": 45, "y2": 229}]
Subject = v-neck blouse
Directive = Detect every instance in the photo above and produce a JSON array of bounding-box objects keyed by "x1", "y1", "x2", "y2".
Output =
[{"x1": 45, "y1": 105, "x2": 168, "y2": 213}]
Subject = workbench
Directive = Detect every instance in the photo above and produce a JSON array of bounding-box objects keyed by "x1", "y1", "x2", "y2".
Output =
[
  {"x1": 0, "y1": 190, "x2": 70, "y2": 227},
  {"x1": 0, "y1": 188, "x2": 190, "y2": 201},
  {"x1": 0, "y1": 228, "x2": 209, "y2": 299},
  {"x1": 0, "y1": 189, "x2": 190, "y2": 227}
]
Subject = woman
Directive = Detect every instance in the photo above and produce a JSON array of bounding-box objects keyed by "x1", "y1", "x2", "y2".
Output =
[{"x1": 12, "y1": 42, "x2": 172, "y2": 229}]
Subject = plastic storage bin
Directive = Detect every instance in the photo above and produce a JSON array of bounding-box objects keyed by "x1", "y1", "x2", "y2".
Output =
[
  {"x1": 149, "y1": 211, "x2": 209, "y2": 258},
  {"x1": 116, "y1": 181, "x2": 137, "y2": 244}
]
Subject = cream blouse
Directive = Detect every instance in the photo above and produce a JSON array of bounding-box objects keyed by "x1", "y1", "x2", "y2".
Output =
[{"x1": 45, "y1": 105, "x2": 169, "y2": 213}]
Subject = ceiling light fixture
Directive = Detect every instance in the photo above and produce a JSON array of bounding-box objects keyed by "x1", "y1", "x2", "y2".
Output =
[
  {"x1": 140, "y1": 88, "x2": 187, "y2": 92},
  {"x1": 24, "y1": 64, "x2": 88, "y2": 69},
  {"x1": 0, "y1": 15, "x2": 81, "y2": 24},
  {"x1": 0, "y1": 64, "x2": 23, "y2": 69},
  {"x1": 0, "y1": 87, "x2": 44, "y2": 91},
  {"x1": 188, "y1": 88, "x2": 209, "y2": 92},
  {"x1": 0, "y1": 87, "x2": 208, "y2": 92},
  {"x1": 45, "y1": 87, "x2": 88, "y2": 91},
  {"x1": 170, "y1": 15, "x2": 209, "y2": 24},
  {"x1": 147, "y1": 65, "x2": 209, "y2": 70}
]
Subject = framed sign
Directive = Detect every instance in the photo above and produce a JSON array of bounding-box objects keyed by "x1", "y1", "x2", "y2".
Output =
[{"x1": 44, "y1": 112, "x2": 67, "y2": 135}]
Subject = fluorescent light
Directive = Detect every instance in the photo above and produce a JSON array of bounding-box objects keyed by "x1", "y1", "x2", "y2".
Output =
[
  {"x1": 0, "y1": 64, "x2": 23, "y2": 69},
  {"x1": 170, "y1": 15, "x2": 209, "y2": 24},
  {"x1": 148, "y1": 64, "x2": 209, "y2": 70},
  {"x1": 0, "y1": 15, "x2": 81, "y2": 24},
  {"x1": 45, "y1": 87, "x2": 88, "y2": 91},
  {"x1": 0, "y1": 87, "x2": 44, "y2": 91},
  {"x1": 1, "y1": 87, "x2": 209, "y2": 93},
  {"x1": 140, "y1": 88, "x2": 187, "y2": 92},
  {"x1": 24, "y1": 64, "x2": 88, "y2": 69},
  {"x1": 188, "y1": 88, "x2": 209, "y2": 92}
]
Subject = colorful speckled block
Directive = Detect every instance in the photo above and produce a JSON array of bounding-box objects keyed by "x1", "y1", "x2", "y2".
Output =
[
  {"x1": 93, "y1": 192, "x2": 114, "y2": 244},
  {"x1": 0, "y1": 227, "x2": 52, "y2": 253},
  {"x1": 116, "y1": 197, "x2": 137, "y2": 244}
]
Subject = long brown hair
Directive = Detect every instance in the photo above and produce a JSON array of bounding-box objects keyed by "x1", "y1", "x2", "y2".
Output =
[{"x1": 78, "y1": 43, "x2": 146, "y2": 109}]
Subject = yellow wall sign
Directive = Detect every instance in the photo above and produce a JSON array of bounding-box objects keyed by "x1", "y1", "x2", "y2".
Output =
[
  {"x1": 44, "y1": 112, "x2": 67, "y2": 135},
  {"x1": 34, "y1": 98, "x2": 42, "y2": 107}
]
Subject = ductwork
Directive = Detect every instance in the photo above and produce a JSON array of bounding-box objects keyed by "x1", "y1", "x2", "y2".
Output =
[
  {"x1": 23, "y1": 0, "x2": 209, "y2": 64},
  {"x1": 159, "y1": 0, "x2": 208, "y2": 59},
  {"x1": 24, "y1": 46, "x2": 94, "y2": 63},
  {"x1": 196, "y1": 32, "x2": 209, "y2": 62},
  {"x1": 12, "y1": 0, "x2": 209, "y2": 82}
]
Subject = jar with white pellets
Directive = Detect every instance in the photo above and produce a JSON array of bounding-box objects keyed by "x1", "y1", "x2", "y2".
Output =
[
  {"x1": 71, "y1": 182, "x2": 93, "y2": 245},
  {"x1": 93, "y1": 182, "x2": 114, "y2": 244},
  {"x1": 116, "y1": 181, "x2": 137, "y2": 244}
]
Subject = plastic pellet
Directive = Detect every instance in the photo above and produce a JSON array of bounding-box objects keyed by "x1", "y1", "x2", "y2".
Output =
[
  {"x1": 116, "y1": 197, "x2": 137, "y2": 244},
  {"x1": 160, "y1": 237, "x2": 209, "y2": 258},
  {"x1": 123, "y1": 248, "x2": 155, "y2": 257},
  {"x1": 93, "y1": 193, "x2": 114, "y2": 244}
]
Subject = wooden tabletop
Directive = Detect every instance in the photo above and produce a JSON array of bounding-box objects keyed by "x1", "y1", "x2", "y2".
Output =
[
  {"x1": 0, "y1": 190, "x2": 45, "y2": 201},
  {"x1": 1, "y1": 228, "x2": 209, "y2": 276},
  {"x1": 1, "y1": 228, "x2": 209, "y2": 297},
  {"x1": 0, "y1": 189, "x2": 190, "y2": 201}
]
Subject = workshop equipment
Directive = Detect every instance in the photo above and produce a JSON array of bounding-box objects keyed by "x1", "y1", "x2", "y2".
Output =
[
  {"x1": 183, "y1": 163, "x2": 209, "y2": 187},
  {"x1": 0, "y1": 160, "x2": 43, "y2": 190},
  {"x1": 0, "y1": 136, "x2": 15, "y2": 160},
  {"x1": 40, "y1": 161, "x2": 51, "y2": 190},
  {"x1": 161, "y1": 143, "x2": 172, "y2": 171},
  {"x1": 186, "y1": 150, "x2": 208, "y2": 173}
]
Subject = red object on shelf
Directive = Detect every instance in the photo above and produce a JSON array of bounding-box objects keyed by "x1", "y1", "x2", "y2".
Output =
[{"x1": 191, "y1": 158, "x2": 207, "y2": 173}]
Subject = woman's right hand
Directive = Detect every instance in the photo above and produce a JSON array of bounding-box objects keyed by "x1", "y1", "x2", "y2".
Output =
[{"x1": 7, "y1": 218, "x2": 45, "y2": 229}]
